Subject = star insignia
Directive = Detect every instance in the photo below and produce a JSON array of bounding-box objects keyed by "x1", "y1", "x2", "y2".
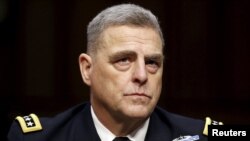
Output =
[
  {"x1": 27, "y1": 121, "x2": 34, "y2": 127},
  {"x1": 24, "y1": 117, "x2": 32, "y2": 121},
  {"x1": 203, "y1": 117, "x2": 223, "y2": 136},
  {"x1": 15, "y1": 113, "x2": 43, "y2": 133}
]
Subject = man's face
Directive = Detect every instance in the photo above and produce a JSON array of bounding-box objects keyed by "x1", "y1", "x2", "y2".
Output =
[{"x1": 89, "y1": 26, "x2": 163, "y2": 120}]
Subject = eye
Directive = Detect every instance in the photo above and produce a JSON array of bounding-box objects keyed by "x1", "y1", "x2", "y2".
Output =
[
  {"x1": 117, "y1": 58, "x2": 130, "y2": 66},
  {"x1": 113, "y1": 57, "x2": 131, "y2": 71},
  {"x1": 146, "y1": 59, "x2": 159, "y2": 67},
  {"x1": 145, "y1": 59, "x2": 160, "y2": 73},
  {"x1": 109, "y1": 51, "x2": 137, "y2": 71}
]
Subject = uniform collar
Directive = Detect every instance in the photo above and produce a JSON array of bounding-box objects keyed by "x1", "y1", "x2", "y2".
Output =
[{"x1": 91, "y1": 106, "x2": 149, "y2": 141}]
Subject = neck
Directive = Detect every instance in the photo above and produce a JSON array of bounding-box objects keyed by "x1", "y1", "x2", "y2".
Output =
[{"x1": 91, "y1": 101, "x2": 147, "y2": 136}]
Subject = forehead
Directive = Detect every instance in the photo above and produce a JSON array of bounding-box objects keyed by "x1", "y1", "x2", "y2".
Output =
[{"x1": 99, "y1": 25, "x2": 163, "y2": 54}]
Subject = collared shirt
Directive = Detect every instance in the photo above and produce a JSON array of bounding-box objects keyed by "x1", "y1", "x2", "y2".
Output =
[{"x1": 91, "y1": 106, "x2": 149, "y2": 141}]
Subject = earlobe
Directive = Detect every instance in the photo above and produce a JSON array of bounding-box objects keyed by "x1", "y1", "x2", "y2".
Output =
[{"x1": 79, "y1": 53, "x2": 92, "y2": 86}]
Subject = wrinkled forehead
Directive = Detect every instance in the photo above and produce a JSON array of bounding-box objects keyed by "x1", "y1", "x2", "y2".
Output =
[
  {"x1": 104, "y1": 25, "x2": 163, "y2": 43},
  {"x1": 89, "y1": 25, "x2": 164, "y2": 63},
  {"x1": 101, "y1": 25, "x2": 163, "y2": 49}
]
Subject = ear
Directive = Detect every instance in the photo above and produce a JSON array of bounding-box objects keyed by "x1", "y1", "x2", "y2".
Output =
[{"x1": 79, "y1": 53, "x2": 92, "y2": 86}]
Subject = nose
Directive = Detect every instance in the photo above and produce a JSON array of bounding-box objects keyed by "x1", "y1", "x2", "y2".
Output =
[{"x1": 132, "y1": 60, "x2": 148, "y2": 85}]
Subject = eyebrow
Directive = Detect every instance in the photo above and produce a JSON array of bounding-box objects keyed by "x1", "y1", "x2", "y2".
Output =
[
  {"x1": 108, "y1": 50, "x2": 164, "y2": 63},
  {"x1": 108, "y1": 50, "x2": 137, "y2": 62},
  {"x1": 145, "y1": 54, "x2": 164, "y2": 61}
]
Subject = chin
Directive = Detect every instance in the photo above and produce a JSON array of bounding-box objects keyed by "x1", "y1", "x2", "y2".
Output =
[{"x1": 125, "y1": 106, "x2": 152, "y2": 119}]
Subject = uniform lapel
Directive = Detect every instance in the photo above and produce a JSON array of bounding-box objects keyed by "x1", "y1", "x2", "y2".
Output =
[
  {"x1": 145, "y1": 111, "x2": 173, "y2": 141},
  {"x1": 71, "y1": 103, "x2": 101, "y2": 141}
]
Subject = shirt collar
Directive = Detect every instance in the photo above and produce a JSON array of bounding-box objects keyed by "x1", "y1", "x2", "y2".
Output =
[{"x1": 91, "y1": 106, "x2": 149, "y2": 141}]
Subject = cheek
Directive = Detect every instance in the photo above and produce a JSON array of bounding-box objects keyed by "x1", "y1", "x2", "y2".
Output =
[
  {"x1": 149, "y1": 73, "x2": 163, "y2": 95},
  {"x1": 91, "y1": 65, "x2": 129, "y2": 94}
]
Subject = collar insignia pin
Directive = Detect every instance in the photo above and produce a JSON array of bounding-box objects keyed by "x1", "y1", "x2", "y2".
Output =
[{"x1": 173, "y1": 135, "x2": 199, "y2": 141}]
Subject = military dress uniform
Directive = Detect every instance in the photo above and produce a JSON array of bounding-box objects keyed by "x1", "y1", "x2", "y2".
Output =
[{"x1": 7, "y1": 102, "x2": 222, "y2": 141}]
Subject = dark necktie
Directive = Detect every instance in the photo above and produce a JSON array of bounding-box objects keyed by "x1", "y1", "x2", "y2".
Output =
[{"x1": 113, "y1": 137, "x2": 131, "y2": 141}]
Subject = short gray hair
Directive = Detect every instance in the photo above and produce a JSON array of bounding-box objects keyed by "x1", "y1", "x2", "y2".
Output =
[{"x1": 87, "y1": 4, "x2": 164, "y2": 55}]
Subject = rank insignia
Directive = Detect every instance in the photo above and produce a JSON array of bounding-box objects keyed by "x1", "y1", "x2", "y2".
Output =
[
  {"x1": 15, "y1": 113, "x2": 43, "y2": 133},
  {"x1": 173, "y1": 135, "x2": 199, "y2": 141},
  {"x1": 203, "y1": 117, "x2": 223, "y2": 136}
]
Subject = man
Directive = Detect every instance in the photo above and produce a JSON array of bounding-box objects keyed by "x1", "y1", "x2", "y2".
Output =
[{"x1": 8, "y1": 4, "x2": 222, "y2": 141}]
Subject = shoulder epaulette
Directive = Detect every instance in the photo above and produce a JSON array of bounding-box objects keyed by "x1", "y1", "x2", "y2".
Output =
[
  {"x1": 203, "y1": 117, "x2": 223, "y2": 136},
  {"x1": 15, "y1": 113, "x2": 43, "y2": 133}
]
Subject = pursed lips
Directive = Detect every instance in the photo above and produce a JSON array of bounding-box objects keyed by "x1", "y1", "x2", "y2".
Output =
[{"x1": 124, "y1": 93, "x2": 152, "y2": 99}]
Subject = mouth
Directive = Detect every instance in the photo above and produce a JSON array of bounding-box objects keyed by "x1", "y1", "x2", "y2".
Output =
[{"x1": 124, "y1": 93, "x2": 151, "y2": 99}]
